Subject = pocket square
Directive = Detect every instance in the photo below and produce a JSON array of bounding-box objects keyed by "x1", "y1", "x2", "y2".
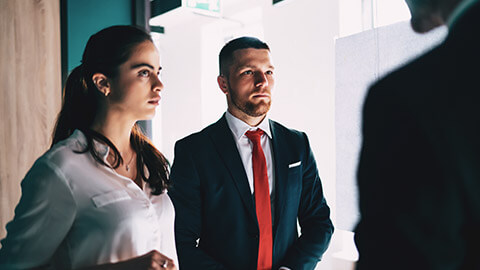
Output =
[{"x1": 288, "y1": 161, "x2": 301, "y2": 168}]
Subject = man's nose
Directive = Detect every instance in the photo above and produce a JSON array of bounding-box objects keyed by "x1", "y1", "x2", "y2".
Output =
[{"x1": 255, "y1": 72, "x2": 268, "y2": 88}]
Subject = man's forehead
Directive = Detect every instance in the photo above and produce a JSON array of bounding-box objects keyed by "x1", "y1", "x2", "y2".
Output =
[
  {"x1": 231, "y1": 48, "x2": 273, "y2": 66},
  {"x1": 232, "y1": 47, "x2": 270, "y2": 56}
]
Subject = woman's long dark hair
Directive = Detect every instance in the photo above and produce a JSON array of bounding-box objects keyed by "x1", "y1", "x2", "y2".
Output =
[{"x1": 51, "y1": 25, "x2": 169, "y2": 195}]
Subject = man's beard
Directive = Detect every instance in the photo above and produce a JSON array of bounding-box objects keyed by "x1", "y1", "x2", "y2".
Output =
[{"x1": 229, "y1": 86, "x2": 271, "y2": 117}]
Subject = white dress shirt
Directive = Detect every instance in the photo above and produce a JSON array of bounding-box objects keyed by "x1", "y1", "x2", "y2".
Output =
[
  {"x1": 225, "y1": 111, "x2": 275, "y2": 196},
  {"x1": 0, "y1": 130, "x2": 178, "y2": 269}
]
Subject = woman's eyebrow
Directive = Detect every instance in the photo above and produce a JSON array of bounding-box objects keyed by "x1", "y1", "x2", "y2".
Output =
[
  {"x1": 130, "y1": 63, "x2": 162, "y2": 72},
  {"x1": 130, "y1": 63, "x2": 154, "y2": 70}
]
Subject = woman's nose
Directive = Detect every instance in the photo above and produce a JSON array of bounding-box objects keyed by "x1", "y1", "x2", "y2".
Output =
[{"x1": 152, "y1": 75, "x2": 164, "y2": 92}]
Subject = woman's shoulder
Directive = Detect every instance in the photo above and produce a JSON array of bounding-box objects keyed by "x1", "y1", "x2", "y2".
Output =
[
  {"x1": 18, "y1": 131, "x2": 91, "y2": 194},
  {"x1": 38, "y1": 130, "x2": 91, "y2": 171}
]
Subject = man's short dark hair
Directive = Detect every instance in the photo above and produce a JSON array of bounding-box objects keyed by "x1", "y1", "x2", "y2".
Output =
[{"x1": 219, "y1": 36, "x2": 270, "y2": 77}]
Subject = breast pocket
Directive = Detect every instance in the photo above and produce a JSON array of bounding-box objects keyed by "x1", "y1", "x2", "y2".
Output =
[
  {"x1": 91, "y1": 190, "x2": 131, "y2": 208},
  {"x1": 288, "y1": 164, "x2": 302, "y2": 177},
  {"x1": 287, "y1": 165, "x2": 302, "y2": 195}
]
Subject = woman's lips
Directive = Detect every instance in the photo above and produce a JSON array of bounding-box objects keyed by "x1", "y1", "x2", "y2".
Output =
[{"x1": 148, "y1": 97, "x2": 161, "y2": 105}]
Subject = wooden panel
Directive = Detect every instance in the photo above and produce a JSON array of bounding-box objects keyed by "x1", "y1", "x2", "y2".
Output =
[{"x1": 0, "y1": 0, "x2": 61, "y2": 239}]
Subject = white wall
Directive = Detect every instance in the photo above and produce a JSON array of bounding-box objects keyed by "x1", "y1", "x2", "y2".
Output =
[
  {"x1": 263, "y1": 0, "x2": 339, "y2": 217},
  {"x1": 152, "y1": 19, "x2": 207, "y2": 159}
]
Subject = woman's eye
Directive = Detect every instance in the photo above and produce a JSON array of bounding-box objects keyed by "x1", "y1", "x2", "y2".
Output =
[{"x1": 139, "y1": 70, "x2": 150, "y2": 77}]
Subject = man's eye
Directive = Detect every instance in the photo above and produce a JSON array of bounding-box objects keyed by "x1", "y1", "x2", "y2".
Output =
[
  {"x1": 242, "y1": 70, "x2": 253, "y2": 75},
  {"x1": 266, "y1": 70, "x2": 273, "y2": 75},
  {"x1": 139, "y1": 70, "x2": 150, "y2": 77}
]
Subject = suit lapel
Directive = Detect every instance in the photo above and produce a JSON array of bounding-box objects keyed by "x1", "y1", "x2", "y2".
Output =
[
  {"x1": 207, "y1": 115, "x2": 257, "y2": 222},
  {"x1": 270, "y1": 120, "x2": 289, "y2": 241}
]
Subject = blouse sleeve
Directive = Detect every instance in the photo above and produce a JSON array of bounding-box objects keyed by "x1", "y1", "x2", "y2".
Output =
[{"x1": 0, "y1": 158, "x2": 77, "y2": 269}]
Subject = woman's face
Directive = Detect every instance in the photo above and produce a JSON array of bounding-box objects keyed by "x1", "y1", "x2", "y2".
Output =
[{"x1": 107, "y1": 40, "x2": 163, "y2": 121}]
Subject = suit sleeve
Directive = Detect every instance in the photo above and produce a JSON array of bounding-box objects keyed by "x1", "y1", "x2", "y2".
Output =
[
  {"x1": 280, "y1": 133, "x2": 334, "y2": 270},
  {"x1": 168, "y1": 140, "x2": 228, "y2": 270},
  {"x1": 0, "y1": 159, "x2": 76, "y2": 269}
]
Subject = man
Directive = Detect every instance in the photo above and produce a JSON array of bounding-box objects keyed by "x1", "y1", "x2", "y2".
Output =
[
  {"x1": 355, "y1": 0, "x2": 480, "y2": 269},
  {"x1": 169, "y1": 37, "x2": 333, "y2": 270}
]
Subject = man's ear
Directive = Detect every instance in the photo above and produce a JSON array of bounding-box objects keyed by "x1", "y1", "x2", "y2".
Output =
[
  {"x1": 217, "y1": 75, "x2": 228, "y2": 94},
  {"x1": 92, "y1": 73, "x2": 111, "y2": 97}
]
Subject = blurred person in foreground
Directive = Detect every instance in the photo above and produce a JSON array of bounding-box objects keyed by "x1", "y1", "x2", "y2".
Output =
[
  {"x1": 0, "y1": 25, "x2": 177, "y2": 269},
  {"x1": 355, "y1": 0, "x2": 480, "y2": 269}
]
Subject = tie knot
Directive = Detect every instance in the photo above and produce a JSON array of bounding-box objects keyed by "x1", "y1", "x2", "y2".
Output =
[{"x1": 245, "y1": 129, "x2": 264, "y2": 143}]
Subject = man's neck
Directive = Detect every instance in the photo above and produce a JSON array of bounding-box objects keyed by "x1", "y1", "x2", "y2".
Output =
[{"x1": 227, "y1": 108, "x2": 266, "y2": 127}]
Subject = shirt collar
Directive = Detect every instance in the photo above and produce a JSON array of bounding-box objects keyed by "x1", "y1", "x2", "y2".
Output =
[
  {"x1": 72, "y1": 129, "x2": 110, "y2": 160},
  {"x1": 447, "y1": 0, "x2": 479, "y2": 27},
  {"x1": 225, "y1": 110, "x2": 272, "y2": 141}
]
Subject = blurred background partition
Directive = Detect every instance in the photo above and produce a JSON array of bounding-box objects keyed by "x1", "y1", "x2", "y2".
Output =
[{"x1": 0, "y1": 0, "x2": 62, "y2": 239}]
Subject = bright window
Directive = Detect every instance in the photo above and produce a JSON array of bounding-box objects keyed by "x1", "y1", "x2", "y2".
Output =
[{"x1": 339, "y1": 0, "x2": 411, "y2": 37}]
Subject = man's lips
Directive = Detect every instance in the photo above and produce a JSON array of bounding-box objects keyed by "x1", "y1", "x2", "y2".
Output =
[{"x1": 252, "y1": 93, "x2": 270, "y2": 98}]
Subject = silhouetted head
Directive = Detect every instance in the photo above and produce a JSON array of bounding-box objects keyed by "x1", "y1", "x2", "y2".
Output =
[{"x1": 405, "y1": 0, "x2": 463, "y2": 32}]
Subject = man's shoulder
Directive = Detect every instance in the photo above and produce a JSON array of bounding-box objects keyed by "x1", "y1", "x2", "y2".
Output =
[
  {"x1": 175, "y1": 117, "x2": 226, "y2": 146},
  {"x1": 372, "y1": 43, "x2": 446, "y2": 92},
  {"x1": 269, "y1": 119, "x2": 303, "y2": 136},
  {"x1": 366, "y1": 43, "x2": 449, "y2": 108},
  {"x1": 269, "y1": 119, "x2": 307, "y2": 145}
]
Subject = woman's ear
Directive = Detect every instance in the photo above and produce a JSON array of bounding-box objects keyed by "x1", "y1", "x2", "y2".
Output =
[{"x1": 92, "y1": 73, "x2": 111, "y2": 96}]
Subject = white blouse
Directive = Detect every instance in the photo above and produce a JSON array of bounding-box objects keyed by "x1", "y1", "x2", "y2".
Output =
[{"x1": 0, "y1": 130, "x2": 178, "y2": 269}]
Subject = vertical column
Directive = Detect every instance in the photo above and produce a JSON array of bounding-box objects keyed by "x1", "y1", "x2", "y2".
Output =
[
  {"x1": 362, "y1": 0, "x2": 375, "y2": 30},
  {"x1": 0, "y1": 0, "x2": 62, "y2": 238}
]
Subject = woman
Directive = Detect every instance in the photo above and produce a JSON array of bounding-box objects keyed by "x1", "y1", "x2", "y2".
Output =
[{"x1": 0, "y1": 25, "x2": 177, "y2": 269}]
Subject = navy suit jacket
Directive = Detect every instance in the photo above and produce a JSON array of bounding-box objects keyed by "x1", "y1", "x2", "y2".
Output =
[
  {"x1": 169, "y1": 115, "x2": 333, "y2": 270},
  {"x1": 355, "y1": 2, "x2": 480, "y2": 269}
]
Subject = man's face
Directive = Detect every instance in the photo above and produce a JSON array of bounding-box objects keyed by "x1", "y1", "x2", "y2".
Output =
[
  {"x1": 220, "y1": 48, "x2": 275, "y2": 119},
  {"x1": 405, "y1": 0, "x2": 446, "y2": 32}
]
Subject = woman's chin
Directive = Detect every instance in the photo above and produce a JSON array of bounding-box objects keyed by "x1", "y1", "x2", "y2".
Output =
[{"x1": 138, "y1": 111, "x2": 156, "y2": 122}]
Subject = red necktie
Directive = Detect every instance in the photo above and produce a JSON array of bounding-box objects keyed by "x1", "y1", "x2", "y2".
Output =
[{"x1": 245, "y1": 129, "x2": 273, "y2": 270}]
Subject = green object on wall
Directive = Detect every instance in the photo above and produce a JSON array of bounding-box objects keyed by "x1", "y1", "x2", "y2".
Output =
[{"x1": 186, "y1": 0, "x2": 220, "y2": 13}]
